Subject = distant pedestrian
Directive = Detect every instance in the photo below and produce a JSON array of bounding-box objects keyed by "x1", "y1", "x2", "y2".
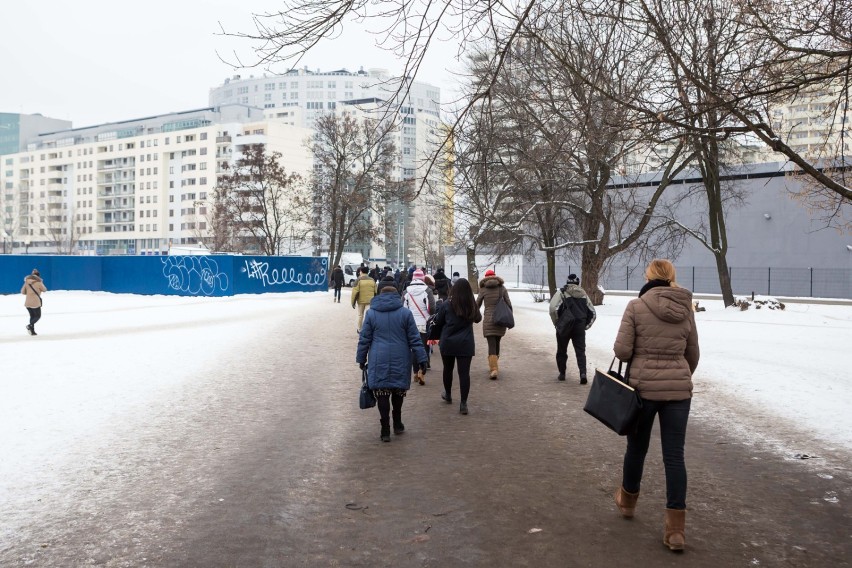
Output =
[
  {"x1": 330, "y1": 265, "x2": 345, "y2": 303},
  {"x1": 612, "y1": 259, "x2": 699, "y2": 552},
  {"x1": 402, "y1": 269, "x2": 435, "y2": 379},
  {"x1": 549, "y1": 274, "x2": 596, "y2": 383},
  {"x1": 451, "y1": 271, "x2": 460, "y2": 285},
  {"x1": 433, "y1": 267, "x2": 450, "y2": 301},
  {"x1": 351, "y1": 266, "x2": 377, "y2": 334},
  {"x1": 356, "y1": 281, "x2": 428, "y2": 442},
  {"x1": 22, "y1": 268, "x2": 47, "y2": 336},
  {"x1": 432, "y1": 278, "x2": 481, "y2": 414},
  {"x1": 476, "y1": 269, "x2": 512, "y2": 379}
]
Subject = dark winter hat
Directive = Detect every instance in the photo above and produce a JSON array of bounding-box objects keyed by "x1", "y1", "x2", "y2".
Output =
[
  {"x1": 453, "y1": 272, "x2": 460, "y2": 277},
  {"x1": 566, "y1": 274, "x2": 580, "y2": 285}
]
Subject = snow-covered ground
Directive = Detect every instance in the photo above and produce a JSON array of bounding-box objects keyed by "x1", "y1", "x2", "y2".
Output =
[{"x1": 1, "y1": 288, "x2": 849, "y2": 500}]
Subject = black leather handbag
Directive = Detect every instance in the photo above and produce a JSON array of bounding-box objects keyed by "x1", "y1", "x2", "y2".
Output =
[
  {"x1": 359, "y1": 368, "x2": 376, "y2": 409},
  {"x1": 583, "y1": 358, "x2": 642, "y2": 435}
]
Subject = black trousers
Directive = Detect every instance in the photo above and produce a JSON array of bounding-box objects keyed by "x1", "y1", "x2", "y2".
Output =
[
  {"x1": 442, "y1": 355, "x2": 472, "y2": 402},
  {"x1": 410, "y1": 332, "x2": 429, "y2": 373},
  {"x1": 27, "y1": 307, "x2": 42, "y2": 327},
  {"x1": 555, "y1": 326, "x2": 586, "y2": 375},
  {"x1": 486, "y1": 336, "x2": 501, "y2": 356},
  {"x1": 622, "y1": 398, "x2": 691, "y2": 509},
  {"x1": 376, "y1": 393, "x2": 404, "y2": 425},
  {"x1": 333, "y1": 286, "x2": 342, "y2": 301}
]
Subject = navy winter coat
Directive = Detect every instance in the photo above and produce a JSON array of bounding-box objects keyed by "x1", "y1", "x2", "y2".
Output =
[
  {"x1": 434, "y1": 299, "x2": 482, "y2": 357},
  {"x1": 356, "y1": 291, "x2": 428, "y2": 390}
]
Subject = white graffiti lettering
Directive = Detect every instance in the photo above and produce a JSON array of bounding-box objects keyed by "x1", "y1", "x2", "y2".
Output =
[
  {"x1": 241, "y1": 259, "x2": 326, "y2": 288},
  {"x1": 161, "y1": 256, "x2": 229, "y2": 295}
]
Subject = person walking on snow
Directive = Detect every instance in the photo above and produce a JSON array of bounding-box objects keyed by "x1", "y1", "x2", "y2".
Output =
[
  {"x1": 351, "y1": 266, "x2": 377, "y2": 334},
  {"x1": 476, "y1": 269, "x2": 512, "y2": 379},
  {"x1": 22, "y1": 268, "x2": 47, "y2": 336},
  {"x1": 432, "y1": 277, "x2": 481, "y2": 414},
  {"x1": 402, "y1": 269, "x2": 435, "y2": 381},
  {"x1": 433, "y1": 267, "x2": 451, "y2": 301},
  {"x1": 356, "y1": 281, "x2": 428, "y2": 442},
  {"x1": 612, "y1": 259, "x2": 699, "y2": 552},
  {"x1": 549, "y1": 274, "x2": 596, "y2": 383},
  {"x1": 330, "y1": 265, "x2": 345, "y2": 303}
]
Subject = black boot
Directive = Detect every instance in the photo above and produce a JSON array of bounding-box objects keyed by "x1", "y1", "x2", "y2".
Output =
[
  {"x1": 392, "y1": 409, "x2": 405, "y2": 435},
  {"x1": 579, "y1": 373, "x2": 588, "y2": 385},
  {"x1": 380, "y1": 419, "x2": 391, "y2": 442}
]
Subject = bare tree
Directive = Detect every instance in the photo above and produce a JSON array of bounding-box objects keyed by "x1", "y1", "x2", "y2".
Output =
[
  {"x1": 214, "y1": 144, "x2": 311, "y2": 256},
  {"x1": 309, "y1": 112, "x2": 401, "y2": 268},
  {"x1": 221, "y1": 0, "x2": 852, "y2": 208}
]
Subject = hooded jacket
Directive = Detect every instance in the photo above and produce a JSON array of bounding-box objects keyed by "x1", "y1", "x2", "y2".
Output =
[
  {"x1": 476, "y1": 275, "x2": 512, "y2": 337},
  {"x1": 356, "y1": 291, "x2": 428, "y2": 390},
  {"x1": 22, "y1": 274, "x2": 47, "y2": 308},
  {"x1": 433, "y1": 269, "x2": 450, "y2": 300},
  {"x1": 613, "y1": 285, "x2": 700, "y2": 401},
  {"x1": 351, "y1": 274, "x2": 377, "y2": 307},
  {"x1": 402, "y1": 279, "x2": 435, "y2": 331},
  {"x1": 330, "y1": 266, "x2": 345, "y2": 288},
  {"x1": 549, "y1": 283, "x2": 596, "y2": 330}
]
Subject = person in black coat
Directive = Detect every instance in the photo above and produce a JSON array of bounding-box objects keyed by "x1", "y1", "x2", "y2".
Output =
[
  {"x1": 432, "y1": 278, "x2": 482, "y2": 414},
  {"x1": 330, "y1": 265, "x2": 345, "y2": 303},
  {"x1": 433, "y1": 267, "x2": 450, "y2": 301}
]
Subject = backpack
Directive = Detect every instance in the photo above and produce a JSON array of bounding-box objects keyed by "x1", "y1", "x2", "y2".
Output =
[{"x1": 556, "y1": 293, "x2": 588, "y2": 335}]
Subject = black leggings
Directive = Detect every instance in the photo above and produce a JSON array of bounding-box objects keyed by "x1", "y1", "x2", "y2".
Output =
[
  {"x1": 442, "y1": 355, "x2": 472, "y2": 402},
  {"x1": 486, "y1": 336, "x2": 501, "y2": 356},
  {"x1": 376, "y1": 393, "x2": 404, "y2": 424},
  {"x1": 27, "y1": 307, "x2": 41, "y2": 327}
]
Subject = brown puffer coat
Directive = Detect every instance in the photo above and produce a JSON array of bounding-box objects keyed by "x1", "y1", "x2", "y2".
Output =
[
  {"x1": 613, "y1": 286, "x2": 699, "y2": 401},
  {"x1": 22, "y1": 274, "x2": 47, "y2": 308},
  {"x1": 476, "y1": 275, "x2": 512, "y2": 337}
]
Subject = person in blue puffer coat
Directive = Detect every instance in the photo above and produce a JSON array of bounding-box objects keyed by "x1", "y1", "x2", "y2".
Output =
[{"x1": 356, "y1": 282, "x2": 428, "y2": 442}]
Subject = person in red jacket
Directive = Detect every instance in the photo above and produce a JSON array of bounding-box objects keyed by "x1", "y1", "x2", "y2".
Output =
[{"x1": 612, "y1": 259, "x2": 700, "y2": 552}]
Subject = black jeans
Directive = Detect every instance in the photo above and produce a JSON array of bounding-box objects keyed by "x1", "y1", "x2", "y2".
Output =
[
  {"x1": 622, "y1": 398, "x2": 691, "y2": 510},
  {"x1": 486, "y1": 336, "x2": 501, "y2": 356},
  {"x1": 442, "y1": 355, "x2": 472, "y2": 402},
  {"x1": 555, "y1": 327, "x2": 586, "y2": 376},
  {"x1": 27, "y1": 307, "x2": 41, "y2": 327},
  {"x1": 376, "y1": 393, "x2": 404, "y2": 425},
  {"x1": 334, "y1": 286, "x2": 342, "y2": 301}
]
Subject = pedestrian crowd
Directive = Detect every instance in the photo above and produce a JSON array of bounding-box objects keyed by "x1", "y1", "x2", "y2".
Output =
[{"x1": 345, "y1": 258, "x2": 699, "y2": 552}]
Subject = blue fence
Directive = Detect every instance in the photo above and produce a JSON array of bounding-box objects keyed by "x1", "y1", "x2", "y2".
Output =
[{"x1": 0, "y1": 255, "x2": 328, "y2": 296}]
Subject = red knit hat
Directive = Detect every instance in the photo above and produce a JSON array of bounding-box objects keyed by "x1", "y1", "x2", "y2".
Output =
[{"x1": 484, "y1": 269, "x2": 496, "y2": 277}]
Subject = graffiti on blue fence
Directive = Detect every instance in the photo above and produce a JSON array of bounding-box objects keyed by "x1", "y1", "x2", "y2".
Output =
[
  {"x1": 241, "y1": 258, "x2": 326, "y2": 288},
  {"x1": 161, "y1": 256, "x2": 229, "y2": 295}
]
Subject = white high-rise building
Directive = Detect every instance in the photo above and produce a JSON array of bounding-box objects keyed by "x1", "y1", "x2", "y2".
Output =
[
  {"x1": 209, "y1": 67, "x2": 449, "y2": 267},
  {"x1": 0, "y1": 105, "x2": 312, "y2": 255}
]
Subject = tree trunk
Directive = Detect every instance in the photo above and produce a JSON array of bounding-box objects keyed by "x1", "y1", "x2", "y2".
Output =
[
  {"x1": 714, "y1": 250, "x2": 735, "y2": 307},
  {"x1": 581, "y1": 244, "x2": 606, "y2": 306},
  {"x1": 545, "y1": 249, "x2": 557, "y2": 298},
  {"x1": 466, "y1": 245, "x2": 479, "y2": 294}
]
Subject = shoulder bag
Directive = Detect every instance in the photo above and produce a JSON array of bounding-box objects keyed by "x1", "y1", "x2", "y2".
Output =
[
  {"x1": 492, "y1": 292, "x2": 515, "y2": 329},
  {"x1": 583, "y1": 358, "x2": 642, "y2": 435},
  {"x1": 359, "y1": 367, "x2": 376, "y2": 409}
]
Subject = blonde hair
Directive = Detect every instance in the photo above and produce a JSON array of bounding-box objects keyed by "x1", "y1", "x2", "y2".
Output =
[{"x1": 645, "y1": 259, "x2": 678, "y2": 287}]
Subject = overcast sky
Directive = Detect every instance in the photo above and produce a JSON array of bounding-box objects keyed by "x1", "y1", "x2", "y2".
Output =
[{"x1": 1, "y1": 1, "x2": 465, "y2": 128}]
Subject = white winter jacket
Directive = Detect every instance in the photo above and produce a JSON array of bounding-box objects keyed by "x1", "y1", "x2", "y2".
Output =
[{"x1": 403, "y1": 280, "x2": 435, "y2": 332}]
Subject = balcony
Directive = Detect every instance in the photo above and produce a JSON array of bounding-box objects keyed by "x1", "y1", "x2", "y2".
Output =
[{"x1": 216, "y1": 135, "x2": 232, "y2": 144}]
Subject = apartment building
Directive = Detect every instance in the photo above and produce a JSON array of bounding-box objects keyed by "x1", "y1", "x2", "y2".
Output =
[
  {"x1": 211, "y1": 67, "x2": 448, "y2": 266},
  {"x1": 0, "y1": 105, "x2": 312, "y2": 256}
]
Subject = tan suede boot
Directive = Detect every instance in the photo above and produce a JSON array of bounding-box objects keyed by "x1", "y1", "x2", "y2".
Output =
[
  {"x1": 488, "y1": 355, "x2": 499, "y2": 379},
  {"x1": 664, "y1": 509, "x2": 686, "y2": 551},
  {"x1": 614, "y1": 487, "x2": 639, "y2": 518}
]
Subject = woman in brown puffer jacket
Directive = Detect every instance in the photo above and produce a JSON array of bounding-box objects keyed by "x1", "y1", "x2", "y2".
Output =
[
  {"x1": 22, "y1": 268, "x2": 47, "y2": 336},
  {"x1": 476, "y1": 269, "x2": 512, "y2": 379},
  {"x1": 612, "y1": 259, "x2": 699, "y2": 553}
]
